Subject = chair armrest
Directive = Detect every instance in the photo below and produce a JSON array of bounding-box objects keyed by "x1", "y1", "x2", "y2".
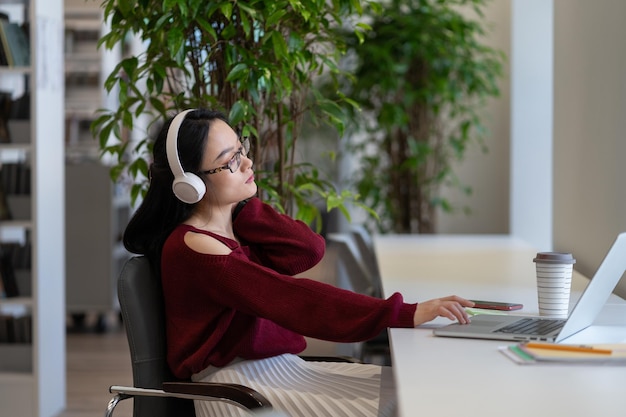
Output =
[
  {"x1": 299, "y1": 355, "x2": 362, "y2": 363},
  {"x1": 106, "y1": 383, "x2": 272, "y2": 417},
  {"x1": 163, "y1": 381, "x2": 272, "y2": 409}
]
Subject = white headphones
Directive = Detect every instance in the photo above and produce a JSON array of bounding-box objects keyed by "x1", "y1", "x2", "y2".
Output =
[{"x1": 165, "y1": 109, "x2": 206, "y2": 204}]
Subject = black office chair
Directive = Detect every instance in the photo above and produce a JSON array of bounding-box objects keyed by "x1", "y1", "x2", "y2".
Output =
[
  {"x1": 328, "y1": 230, "x2": 391, "y2": 366},
  {"x1": 105, "y1": 256, "x2": 273, "y2": 417}
]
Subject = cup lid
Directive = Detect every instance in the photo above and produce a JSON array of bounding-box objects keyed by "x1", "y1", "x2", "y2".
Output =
[{"x1": 533, "y1": 252, "x2": 576, "y2": 264}]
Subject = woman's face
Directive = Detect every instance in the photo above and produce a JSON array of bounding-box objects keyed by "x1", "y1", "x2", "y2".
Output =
[{"x1": 201, "y1": 119, "x2": 257, "y2": 205}]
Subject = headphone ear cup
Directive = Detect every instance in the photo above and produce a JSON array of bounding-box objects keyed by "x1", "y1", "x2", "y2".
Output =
[
  {"x1": 166, "y1": 109, "x2": 206, "y2": 204},
  {"x1": 171, "y1": 172, "x2": 206, "y2": 204}
]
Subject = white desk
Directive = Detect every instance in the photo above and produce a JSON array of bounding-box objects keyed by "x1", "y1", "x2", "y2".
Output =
[{"x1": 374, "y1": 234, "x2": 626, "y2": 417}]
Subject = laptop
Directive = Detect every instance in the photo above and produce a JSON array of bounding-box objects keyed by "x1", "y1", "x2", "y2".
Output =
[{"x1": 433, "y1": 232, "x2": 626, "y2": 343}]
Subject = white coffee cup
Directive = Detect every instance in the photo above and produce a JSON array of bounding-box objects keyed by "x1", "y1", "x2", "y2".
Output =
[{"x1": 533, "y1": 252, "x2": 576, "y2": 317}]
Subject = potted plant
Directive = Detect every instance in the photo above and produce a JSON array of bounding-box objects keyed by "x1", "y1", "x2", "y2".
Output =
[
  {"x1": 338, "y1": 0, "x2": 505, "y2": 233},
  {"x1": 92, "y1": 0, "x2": 375, "y2": 229}
]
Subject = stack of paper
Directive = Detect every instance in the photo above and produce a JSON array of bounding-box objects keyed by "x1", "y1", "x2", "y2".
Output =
[{"x1": 500, "y1": 342, "x2": 626, "y2": 365}]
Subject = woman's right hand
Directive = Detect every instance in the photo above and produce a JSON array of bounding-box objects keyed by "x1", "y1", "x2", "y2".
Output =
[{"x1": 413, "y1": 296, "x2": 474, "y2": 326}]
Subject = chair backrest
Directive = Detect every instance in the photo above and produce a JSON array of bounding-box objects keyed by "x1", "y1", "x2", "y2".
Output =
[
  {"x1": 118, "y1": 256, "x2": 195, "y2": 417},
  {"x1": 349, "y1": 225, "x2": 382, "y2": 297},
  {"x1": 326, "y1": 233, "x2": 375, "y2": 297}
]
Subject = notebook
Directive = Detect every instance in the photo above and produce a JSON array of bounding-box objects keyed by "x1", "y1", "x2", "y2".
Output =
[{"x1": 433, "y1": 232, "x2": 626, "y2": 343}]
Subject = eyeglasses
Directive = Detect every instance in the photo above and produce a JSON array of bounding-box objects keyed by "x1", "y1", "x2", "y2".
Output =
[{"x1": 202, "y1": 137, "x2": 250, "y2": 175}]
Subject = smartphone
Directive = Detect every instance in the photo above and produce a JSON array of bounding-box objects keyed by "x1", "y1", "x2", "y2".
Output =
[{"x1": 470, "y1": 300, "x2": 523, "y2": 311}]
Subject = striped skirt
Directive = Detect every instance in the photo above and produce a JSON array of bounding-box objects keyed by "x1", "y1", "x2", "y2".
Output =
[{"x1": 191, "y1": 354, "x2": 396, "y2": 417}]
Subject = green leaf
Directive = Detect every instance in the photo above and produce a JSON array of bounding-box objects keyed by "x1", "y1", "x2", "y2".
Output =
[
  {"x1": 117, "y1": 0, "x2": 134, "y2": 16},
  {"x1": 219, "y1": 2, "x2": 233, "y2": 20},
  {"x1": 229, "y1": 101, "x2": 247, "y2": 125},
  {"x1": 267, "y1": 9, "x2": 288, "y2": 26},
  {"x1": 150, "y1": 98, "x2": 167, "y2": 115},
  {"x1": 271, "y1": 31, "x2": 288, "y2": 59},
  {"x1": 167, "y1": 27, "x2": 186, "y2": 63},
  {"x1": 226, "y1": 63, "x2": 250, "y2": 82}
]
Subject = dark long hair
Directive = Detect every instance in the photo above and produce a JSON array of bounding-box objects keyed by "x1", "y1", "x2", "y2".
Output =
[{"x1": 123, "y1": 109, "x2": 230, "y2": 271}]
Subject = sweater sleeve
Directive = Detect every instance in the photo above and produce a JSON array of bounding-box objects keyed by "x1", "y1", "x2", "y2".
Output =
[
  {"x1": 232, "y1": 198, "x2": 325, "y2": 275},
  {"x1": 198, "y1": 254, "x2": 416, "y2": 342}
]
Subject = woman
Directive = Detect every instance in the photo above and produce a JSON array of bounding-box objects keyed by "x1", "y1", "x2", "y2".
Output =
[{"x1": 124, "y1": 109, "x2": 474, "y2": 417}]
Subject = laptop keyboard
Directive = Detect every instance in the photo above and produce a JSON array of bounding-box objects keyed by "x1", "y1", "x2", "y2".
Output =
[{"x1": 494, "y1": 317, "x2": 566, "y2": 335}]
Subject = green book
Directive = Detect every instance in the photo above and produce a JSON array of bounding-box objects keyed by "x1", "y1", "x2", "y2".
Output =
[{"x1": 0, "y1": 19, "x2": 29, "y2": 67}]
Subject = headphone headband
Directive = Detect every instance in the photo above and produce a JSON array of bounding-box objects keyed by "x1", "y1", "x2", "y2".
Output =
[{"x1": 165, "y1": 109, "x2": 207, "y2": 204}]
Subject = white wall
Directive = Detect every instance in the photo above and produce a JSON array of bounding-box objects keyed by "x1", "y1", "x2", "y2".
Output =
[
  {"x1": 553, "y1": 0, "x2": 626, "y2": 298},
  {"x1": 509, "y1": 0, "x2": 553, "y2": 250}
]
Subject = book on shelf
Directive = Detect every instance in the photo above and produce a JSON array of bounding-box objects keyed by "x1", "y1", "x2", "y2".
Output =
[
  {"x1": 0, "y1": 314, "x2": 11, "y2": 342},
  {"x1": 0, "y1": 181, "x2": 10, "y2": 220},
  {"x1": 0, "y1": 14, "x2": 10, "y2": 67},
  {"x1": 0, "y1": 14, "x2": 30, "y2": 67},
  {"x1": 9, "y1": 92, "x2": 30, "y2": 120},
  {"x1": 0, "y1": 244, "x2": 18, "y2": 297},
  {"x1": 0, "y1": 242, "x2": 31, "y2": 298},
  {"x1": 0, "y1": 90, "x2": 11, "y2": 143},
  {"x1": 0, "y1": 36, "x2": 7, "y2": 66},
  {"x1": 0, "y1": 161, "x2": 32, "y2": 220},
  {"x1": 0, "y1": 312, "x2": 31, "y2": 343},
  {"x1": 0, "y1": 162, "x2": 31, "y2": 195},
  {"x1": 500, "y1": 342, "x2": 626, "y2": 365},
  {"x1": 13, "y1": 314, "x2": 31, "y2": 343}
]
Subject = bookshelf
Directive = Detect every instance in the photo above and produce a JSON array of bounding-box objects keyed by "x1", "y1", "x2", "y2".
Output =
[
  {"x1": 65, "y1": 162, "x2": 131, "y2": 331},
  {"x1": 0, "y1": 0, "x2": 65, "y2": 417},
  {"x1": 64, "y1": 0, "x2": 119, "y2": 160}
]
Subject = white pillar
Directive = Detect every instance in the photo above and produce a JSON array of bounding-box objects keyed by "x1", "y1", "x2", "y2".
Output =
[{"x1": 510, "y1": 0, "x2": 554, "y2": 250}]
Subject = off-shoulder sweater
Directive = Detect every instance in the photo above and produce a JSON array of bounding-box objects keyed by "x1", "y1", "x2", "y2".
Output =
[{"x1": 161, "y1": 197, "x2": 417, "y2": 379}]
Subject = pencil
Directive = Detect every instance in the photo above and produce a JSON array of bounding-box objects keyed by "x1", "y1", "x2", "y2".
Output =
[{"x1": 524, "y1": 342, "x2": 613, "y2": 355}]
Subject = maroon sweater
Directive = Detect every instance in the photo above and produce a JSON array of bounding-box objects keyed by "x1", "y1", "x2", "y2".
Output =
[{"x1": 161, "y1": 198, "x2": 417, "y2": 379}]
